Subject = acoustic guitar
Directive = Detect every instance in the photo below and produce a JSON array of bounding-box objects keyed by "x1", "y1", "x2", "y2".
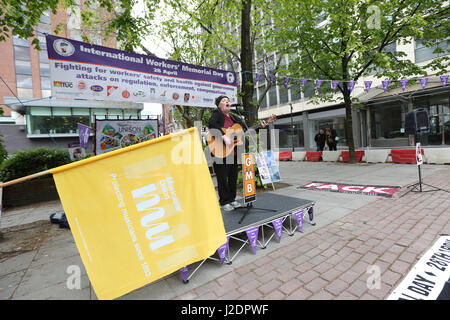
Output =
[{"x1": 206, "y1": 115, "x2": 276, "y2": 158}]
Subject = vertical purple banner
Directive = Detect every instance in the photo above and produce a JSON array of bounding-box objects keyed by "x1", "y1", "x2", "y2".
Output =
[
  {"x1": 441, "y1": 75, "x2": 449, "y2": 88},
  {"x1": 364, "y1": 81, "x2": 372, "y2": 93},
  {"x1": 348, "y1": 81, "x2": 356, "y2": 93},
  {"x1": 284, "y1": 77, "x2": 291, "y2": 88},
  {"x1": 400, "y1": 79, "x2": 409, "y2": 91},
  {"x1": 419, "y1": 77, "x2": 428, "y2": 90},
  {"x1": 217, "y1": 236, "x2": 230, "y2": 264},
  {"x1": 331, "y1": 80, "x2": 339, "y2": 93},
  {"x1": 272, "y1": 218, "x2": 284, "y2": 242},
  {"x1": 300, "y1": 78, "x2": 307, "y2": 90},
  {"x1": 246, "y1": 226, "x2": 259, "y2": 254},
  {"x1": 382, "y1": 80, "x2": 390, "y2": 92},
  {"x1": 77, "y1": 123, "x2": 91, "y2": 149},
  {"x1": 293, "y1": 210, "x2": 304, "y2": 233},
  {"x1": 180, "y1": 266, "x2": 189, "y2": 282},
  {"x1": 308, "y1": 206, "x2": 314, "y2": 223},
  {"x1": 315, "y1": 80, "x2": 323, "y2": 94}
]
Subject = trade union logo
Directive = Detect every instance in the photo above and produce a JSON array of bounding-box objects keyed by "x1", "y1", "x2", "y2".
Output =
[
  {"x1": 53, "y1": 81, "x2": 73, "y2": 88},
  {"x1": 78, "y1": 81, "x2": 86, "y2": 90},
  {"x1": 133, "y1": 91, "x2": 147, "y2": 97},
  {"x1": 172, "y1": 92, "x2": 180, "y2": 100},
  {"x1": 90, "y1": 85, "x2": 103, "y2": 92},
  {"x1": 122, "y1": 90, "x2": 130, "y2": 98},
  {"x1": 107, "y1": 86, "x2": 118, "y2": 96},
  {"x1": 53, "y1": 39, "x2": 75, "y2": 57}
]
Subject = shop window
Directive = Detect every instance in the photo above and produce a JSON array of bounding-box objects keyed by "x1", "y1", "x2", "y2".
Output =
[
  {"x1": 370, "y1": 104, "x2": 407, "y2": 140},
  {"x1": 27, "y1": 107, "x2": 90, "y2": 135},
  {"x1": 274, "y1": 123, "x2": 304, "y2": 149}
]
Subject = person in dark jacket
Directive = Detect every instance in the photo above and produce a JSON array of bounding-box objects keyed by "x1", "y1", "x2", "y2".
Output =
[
  {"x1": 325, "y1": 127, "x2": 338, "y2": 151},
  {"x1": 314, "y1": 129, "x2": 326, "y2": 151},
  {"x1": 208, "y1": 95, "x2": 266, "y2": 211}
]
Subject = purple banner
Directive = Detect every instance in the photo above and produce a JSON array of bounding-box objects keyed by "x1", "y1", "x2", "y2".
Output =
[
  {"x1": 246, "y1": 226, "x2": 259, "y2": 254},
  {"x1": 255, "y1": 73, "x2": 262, "y2": 83},
  {"x1": 400, "y1": 79, "x2": 409, "y2": 91},
  {"x1": 284, "y1": 77, "x2": 291, "y2": 88},
  {"x1": 308, "y1": 206, "x2": 314, "y2": 223},
  {"x1": 272, "y1": 218, "x2": 284, "y2": 242},
  {"x1": 77, "y1": 123, "x2": 91, "y2": 149},
  {"x1": 364, "y1": 81, "x2": 372, "y2": 93},
  {"x1": 382, "y1": 80, "x2": 390, "y2": 92},
  {"x1": 419, "y1": 77, "x2": 429, "y2": 90},
  {"x1": 441, "y1": 75, "x2": 449, "y2": 88},
  {"x1": 293, "y1": 210, "x2": 304, "y2": 233},
  {"x1": 180, "y1": 266, "x2": 189, "y2": 282},
  {"x1": 270, "y1": 75, "x2": 276, "y2": 86},
  {"x1": 315, "y1": 80, "x2": 323, "y2": 93},
  {"x1": 217, "y1": 236, "x2": 230, "y2": 264},
  {"x1": 348, "y1": 81, "x2": 356, "y2": 93},
  {"x1": 300, "y1": 78, "x2": 307, "y2": 90},
  {"x1": 46, "y1": 35, "x2": 237, "y2": 106},
  {"x1": 331, "y1": 80, "x2": 339, "y2": 93}
]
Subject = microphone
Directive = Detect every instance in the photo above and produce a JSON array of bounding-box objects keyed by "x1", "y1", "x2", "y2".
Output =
[{"x1": 230, "y1": 103, "x2": 242, "y2": 107}]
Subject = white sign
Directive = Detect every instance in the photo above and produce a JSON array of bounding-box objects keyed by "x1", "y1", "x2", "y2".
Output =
[
  {"x1": 416, "y1": 142, "x2": 423, "y2": 166},
  {"x1": 387, "y1": 235, "x2": 450, "y2": 300}
]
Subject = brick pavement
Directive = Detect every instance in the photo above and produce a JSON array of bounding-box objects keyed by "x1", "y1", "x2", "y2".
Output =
[{"x1": 173, "y1": 168, "x2": 450, "y2": 300}]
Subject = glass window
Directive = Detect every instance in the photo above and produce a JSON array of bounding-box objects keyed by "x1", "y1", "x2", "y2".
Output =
[
  {"x1": 91, "y1": 108, "x2": 107, "y2": 120},
  {"x1": 30, "y1": 107, "x2": 51, "y2": 116},
  {"x1": 304, "y1": 80, "x2": 314, "y2": 99},
  {"x1": 279, "y1": 86, "x2": 289, "y2": 104},
  {"x1": 15, "y1": 60, "x2": 32, "y2": 75},
  {"x1": 274, "y1": 122, "x2": 304, "y2": 148},
  {"x1": 370, "y1": 103, "x2": 407, "y2": 140},
  {"x1": 290, "y1": 79, "x2": 302, "y2": 101},
  {"x1": 72, "y1": 108, "x2": 90, "y2": 116},
  {"x1": 108, "y1": 108, "x2": 123, "y2": 117},
  {"x1": 16, "y1": 75, "x2": 33, "y2": 89},
  {"x1": 53, "y1": 108, "x2": 71, "y2": 116},
  {"x1": 17, "y1": 88, "x2": 33, "y2": 98},
  {"x1": 13, "y1": 37, "x2": 29, "y2": 47},
  {"x1": 124, "y1": 109, "x2": 139, "y2": 118},
  {"x1": 268, "y1": 85, "x2": 278, "y2": 107},
  {"x1": 39, "y1": 51, "x2": 49, "y2": 64},
  {"x1": 41, "y1": 77, "x2": 51, "y2": 90},
  {"x1": 415, "y1": 38, "x2": 450, "y2": 63},
  {"x1": 258, "y1": 84, "x2": 267, "y2": 109},
  {"x1": 42, "y1": 90, "x2": 51, "y2": 98},
  {"x1": 14, "y1": 45, "x2": 31, "y2": 60}
]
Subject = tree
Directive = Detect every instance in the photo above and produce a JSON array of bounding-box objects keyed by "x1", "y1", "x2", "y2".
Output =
[
  {"x1": 161, "y1": 0, "x2": 286, "y2": 126},
  {"x1": 0, "y1": 0, "x2": 157, "y2": 52},
  {"x1": 270, "y1": 0, "x2": 449, "y2": 163}
]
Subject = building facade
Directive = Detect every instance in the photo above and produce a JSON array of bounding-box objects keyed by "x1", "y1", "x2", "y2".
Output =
[
  {"x1": 257, "y1": 38, "x2": 449, "y2": 151},
  {"x1": 0, "y1": 2, "x2": 144, "y2": 154}
]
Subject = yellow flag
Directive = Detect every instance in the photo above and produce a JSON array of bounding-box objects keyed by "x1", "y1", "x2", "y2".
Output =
[{"x1": 51, "y1": 128, "x2": 226, "y2": 300}]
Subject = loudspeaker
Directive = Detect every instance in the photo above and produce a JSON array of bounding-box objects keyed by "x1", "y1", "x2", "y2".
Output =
[{"x1": 405, "y1": 108, "x2": 430, "y2": 135}]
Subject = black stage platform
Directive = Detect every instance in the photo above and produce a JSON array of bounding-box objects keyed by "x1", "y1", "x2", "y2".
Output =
[
  {"x1": 221, "y1": 192, "x2": 315, "y2": 235},
  {"x1": 180, "y1": 192, "x2": 315, "y2": 283}
]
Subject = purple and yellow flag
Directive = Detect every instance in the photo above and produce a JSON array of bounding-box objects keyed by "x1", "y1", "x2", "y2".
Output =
[{"x1": 50, "y1": 128, "x2": 226, "y2": 300}]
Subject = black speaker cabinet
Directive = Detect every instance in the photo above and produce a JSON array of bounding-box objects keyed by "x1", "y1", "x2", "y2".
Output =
[{"x1": 405, "y1": 108, "x2": 430, "y2": 135}]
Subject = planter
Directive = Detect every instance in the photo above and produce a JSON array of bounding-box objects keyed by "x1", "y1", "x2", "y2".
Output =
[{"x1": 2, "y1": 176, "x2": 60, "y2": 208}]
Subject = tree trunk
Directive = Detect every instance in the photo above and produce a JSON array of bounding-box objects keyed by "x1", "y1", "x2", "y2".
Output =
[
  {"x1": 343, "y1": 89, "x2": 356, "y2": 163},
  {"x1": 240, "y1": 0, "x2": 255, "y2": 126}
]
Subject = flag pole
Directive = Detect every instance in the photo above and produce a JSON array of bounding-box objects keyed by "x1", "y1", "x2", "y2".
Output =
[{"x1": 0, "y1": 170, "x2": 52, "y2": 188}]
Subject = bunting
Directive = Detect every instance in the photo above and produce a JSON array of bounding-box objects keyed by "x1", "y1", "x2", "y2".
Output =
[{"x1": 249, "y1": 73, "x2": 448, "y2": 95}]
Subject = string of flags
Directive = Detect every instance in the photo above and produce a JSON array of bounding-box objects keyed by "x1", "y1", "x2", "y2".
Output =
[{"x1": 252, "y1": 73, "x2": 449, "y2": 94}]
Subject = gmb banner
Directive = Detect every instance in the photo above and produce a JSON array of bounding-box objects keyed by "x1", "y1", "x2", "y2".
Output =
[
  {"x1": 50, "y1": 128, "x2": 227, "y2": 300},
  {"x1": 46, "y1": 35, "x2": 237, "y2": 107}
]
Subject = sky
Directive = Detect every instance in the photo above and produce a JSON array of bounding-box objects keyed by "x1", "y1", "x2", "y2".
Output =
[{"x1": 132, "y1": 0, "x2": 172, "y2": 116}]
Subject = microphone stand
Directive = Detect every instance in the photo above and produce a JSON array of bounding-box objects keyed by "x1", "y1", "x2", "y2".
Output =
[{"x1": 231, "y1": 106, "x2": 277, "y2": 225}]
